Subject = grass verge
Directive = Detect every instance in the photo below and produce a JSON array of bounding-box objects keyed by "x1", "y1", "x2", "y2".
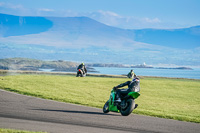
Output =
[
  {"x1": 0, "y1": 74, "x2": 199, "y2": 123},
  {"x1": 0, "y1": 128, "x2": 46, "y2": 133}
]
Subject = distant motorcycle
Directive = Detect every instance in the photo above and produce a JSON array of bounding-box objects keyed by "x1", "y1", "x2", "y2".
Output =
[
  {"x1": 103, "y1": 79, "x2": 140, "y2": 116},
  {"x1": 76, "y1": 69, "x2": 86, "y2": 77}
]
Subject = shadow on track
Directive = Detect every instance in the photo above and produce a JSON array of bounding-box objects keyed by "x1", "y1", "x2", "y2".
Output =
[{"x1": 33, "y1": 109, "x2": 119, "y2": 116}]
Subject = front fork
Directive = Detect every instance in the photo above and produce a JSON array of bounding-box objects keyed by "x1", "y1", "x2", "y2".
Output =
[{"x1": 108, "y1": 90, "x2": 119, "y2": 112}]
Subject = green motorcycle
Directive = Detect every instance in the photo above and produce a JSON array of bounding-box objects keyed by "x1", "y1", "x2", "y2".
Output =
[{"x1": 103, "y1": 81, "x2": 140, "y2": 116}]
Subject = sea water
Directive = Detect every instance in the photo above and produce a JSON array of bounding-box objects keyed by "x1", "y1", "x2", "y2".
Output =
[{"x1": 90, "y1": 67, "x2": 200, "y2": 79}]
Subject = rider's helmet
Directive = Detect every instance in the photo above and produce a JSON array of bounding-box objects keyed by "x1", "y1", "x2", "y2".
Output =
[
  {"x1": 132, "y1": 74, "x2": 140, "y2": 92},
  {"x1": 131, "y1": 70, "x2": 134, "y2": 74},
  {"x1": 132, "y1": 74, "x2": 139, "y2": 81},
  {"x1": 81, "y1": 62, "x2": 84, "y2": 65}
]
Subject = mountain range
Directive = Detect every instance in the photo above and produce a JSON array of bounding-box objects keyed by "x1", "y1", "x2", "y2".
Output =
[{"x1": 0, "y1": 13, "x2": 200, "y2": 66}]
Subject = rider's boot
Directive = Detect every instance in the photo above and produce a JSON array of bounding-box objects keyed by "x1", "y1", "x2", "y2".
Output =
[
  {"x1": 115, "y1": 94, "x2": 121, "y2": 102},
  {"x1": 115, "y1": 98, "x2": 121, "y2": 102},
  {"x1": 134, "y1": 104, "x2": 138, "y2": 109}
]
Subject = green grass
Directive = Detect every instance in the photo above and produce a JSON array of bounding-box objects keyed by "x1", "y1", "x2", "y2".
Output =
[
  {"x1": 0, "y1": 75, "x2": 200, "y2": 123},
  {"x1": 0, "y1": 128, "x2": 46, "y2": 133}
]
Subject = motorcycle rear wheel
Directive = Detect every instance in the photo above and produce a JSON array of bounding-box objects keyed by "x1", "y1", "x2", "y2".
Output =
[
  {"x1": 120, "y1": 99, "x2": 135, "y2": 116},
  {"x1": 103, "y1": 100, "x2": 109, "y2": 113}
]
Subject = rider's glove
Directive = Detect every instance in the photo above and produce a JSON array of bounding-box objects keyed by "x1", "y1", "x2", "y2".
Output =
[{"x1": 113, "y1": 87, "x2": 117, "y2": 91}]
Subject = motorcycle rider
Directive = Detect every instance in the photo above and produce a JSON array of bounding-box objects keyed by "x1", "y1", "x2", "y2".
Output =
[
  {"x1": 77, "y1": 62, "x2": 87, "y2": 76},
  {"x1": 127, "y1": 69, "x2": 134, "y2": 78},
  {"x1": 113, "y1": 74, "x2": 140, "y2": 103}
]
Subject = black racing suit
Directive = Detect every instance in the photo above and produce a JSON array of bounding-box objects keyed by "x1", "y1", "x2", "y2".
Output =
[
  {"x1": 114, "y1": 78, "x2": 140, "y2": 100},
  {"x1": 77, "y1": 64, "x2": 87, "y2": 74},
  {"x1": 127, "y1": 71, "x2": 134, "y2": 78}
]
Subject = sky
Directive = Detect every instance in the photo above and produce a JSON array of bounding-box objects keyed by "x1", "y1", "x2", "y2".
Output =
[{"x1": 0, "y1": 0, "x2": 200, "y2": 29}]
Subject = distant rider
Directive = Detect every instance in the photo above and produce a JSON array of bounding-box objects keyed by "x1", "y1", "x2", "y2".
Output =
[
  {"x1": 77, "y1": 62, "x2": 87, "y2": 76},
  {"x1": 113, "y1": 74, "x2": 140, "y2": 103},
  {"x1": 127, "y1": 69, "x2": 134, "y2": 78}
]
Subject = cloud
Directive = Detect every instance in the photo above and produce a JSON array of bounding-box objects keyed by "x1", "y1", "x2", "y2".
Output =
[
  {"x1": 0, "y1": 2, "x2": 31, "y2": 16},
  {"x1": 97, "y1": 10, "x2": 121, "y2": 18},
  {"x1": 0, "y1": 2, "x2": 4, "y2": 6},
  {"x1": 35, "y1": 8, "x2": 56, "y2": 16},
  {"x1": 0, "y1": 3, "x2": 184, "y2": 29},
  {"x1": 0, "y1": 2, "x2": 24, "y2": 10},
  {"x1": 87, "y1": 10, "x2": 123, "y2": 26},
  {"x1": 142, "y1": 17, "x2": 161, "y2": 23},
  {"x1": 86, "y1": 10, "x2": 164, "y2": 29},
  {"x1": 82, "y1": 10, "x2": 185, "y2": 29},
  {"x1": 38, "y1": 8, "x2": 55, "y2": 12}
]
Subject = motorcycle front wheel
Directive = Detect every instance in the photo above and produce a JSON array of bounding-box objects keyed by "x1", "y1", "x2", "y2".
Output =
[
  {"x1": 103, "y1": 100, "x2": 109, "y2": 113},
  {"x1": 120, "y1": 99, "x2": 135, "y2": 116}
]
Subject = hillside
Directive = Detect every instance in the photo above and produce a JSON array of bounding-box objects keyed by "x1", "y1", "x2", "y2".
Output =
[
  {"x1": 1, "y1": 13, "x2": 199, "y2": 49},
  {"x1": 133, "y1": 26, "x2": 200, "y2": 49},
  {"x1": 0, "y1": 13, "x2": 53, "y2": 37},
  {"x1": 0, "y1": 13, "x2": 200, "y2": 66},
  {"x1": 0, "y1": 58, "x2": 79, "y2": 72}
]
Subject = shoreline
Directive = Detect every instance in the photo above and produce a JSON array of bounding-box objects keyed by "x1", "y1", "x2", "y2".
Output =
[{"x1": 0, "y1": 70, "x2": 199, "y2": 80}]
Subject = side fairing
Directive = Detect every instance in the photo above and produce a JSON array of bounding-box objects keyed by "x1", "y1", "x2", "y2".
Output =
[
  {"x1": 128, "y1": 92, "x2": 140, "y2": 99},
  {"x1": 108, "y1": 90, "x2": 119, "y2": 112}
]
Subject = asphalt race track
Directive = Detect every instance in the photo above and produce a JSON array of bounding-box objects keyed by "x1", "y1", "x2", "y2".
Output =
[{"x1": 0, "y1": 89, "x2": 199, "y2": 133}]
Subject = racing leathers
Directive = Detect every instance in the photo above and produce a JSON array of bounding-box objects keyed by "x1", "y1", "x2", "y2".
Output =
[
  {"x1": 113, "y1": 78, "x2": 140, "y2": 101},
  {"x1": 77, "y1": 64, "x2": 87, "y2": 74}
]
